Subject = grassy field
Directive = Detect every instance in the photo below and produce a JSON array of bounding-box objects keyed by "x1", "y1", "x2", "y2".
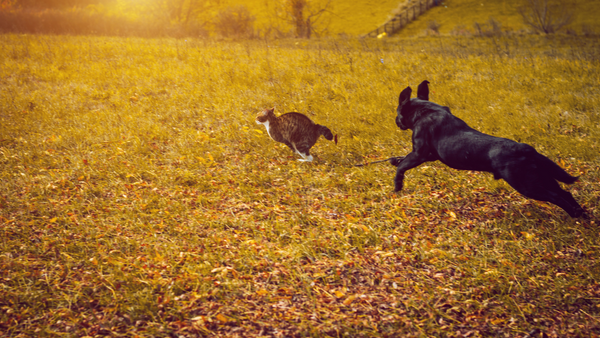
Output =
[{"x1": 1, "y1": 34, "x2": 600, "y2": 336}]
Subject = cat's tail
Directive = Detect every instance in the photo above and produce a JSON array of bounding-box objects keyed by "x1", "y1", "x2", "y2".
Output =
[{"x1": 318, "y1": 125, "x2": 334, "y2": 141}]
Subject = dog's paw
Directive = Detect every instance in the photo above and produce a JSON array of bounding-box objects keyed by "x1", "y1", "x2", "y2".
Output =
[
  {"x1": 578, "y1": 211, "x2": 591, "y2": 220},
  {"x1": 389, "y1": 156, "x2": 404, "y2": 167},
  {"x1": 393, "y1": 183, "x2": 404, "y2": 193}
]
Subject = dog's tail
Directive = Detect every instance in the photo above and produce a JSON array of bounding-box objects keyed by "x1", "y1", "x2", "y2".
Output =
[
  {"x1": 318, "y1": 125, "x2": 335, "y2": 141},
  {"x1": 536, "y1": 153, "x2": 579, "y2": 184}
]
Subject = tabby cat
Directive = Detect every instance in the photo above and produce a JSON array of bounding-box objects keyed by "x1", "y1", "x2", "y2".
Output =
[{"x1": 255, "y1": 108, "x2": 336, "y2": 162}]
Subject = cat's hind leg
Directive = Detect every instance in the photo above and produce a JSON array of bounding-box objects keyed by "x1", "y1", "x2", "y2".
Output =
[
  {"x1": 283, "y1": 141, "x2": 296, "y2": 153},
  {"x1": 297, "y1": 153, "x2": 313, "y2": 162},
  {"x1": 293, "y1": 143, "x2": 313, "y2": 162}
]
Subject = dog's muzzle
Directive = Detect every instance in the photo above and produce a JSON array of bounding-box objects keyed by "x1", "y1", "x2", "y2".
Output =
[{"x1": 396, "y1": 115, "x2": 408, "y2": 130}]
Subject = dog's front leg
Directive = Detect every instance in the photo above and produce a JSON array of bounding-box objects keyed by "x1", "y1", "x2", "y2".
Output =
[
  {"x1": 393, "y1": 152, "x2": 429, "y2": 192},
  {"x1": 389, "y1": 156, "x2": 405, "y2": 167}
]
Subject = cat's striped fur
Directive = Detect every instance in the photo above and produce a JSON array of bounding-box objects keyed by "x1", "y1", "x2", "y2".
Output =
[{"x1": 255, "y1": 108, "x2": 335, "y2": 162}]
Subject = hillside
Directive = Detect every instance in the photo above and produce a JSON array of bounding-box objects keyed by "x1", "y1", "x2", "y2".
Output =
[
  {"x1": 227, "y1": 0, "x2": 404, "y2": 37},
  {"x1": 232, "y1": 0, "x2": 600, "y2": 37},
  {"x1": 326, "y1": 0, "x2": 406, "y2": 36},
  {"x1": 392, "y1": 0, "x2": 600, "y2": 37}
]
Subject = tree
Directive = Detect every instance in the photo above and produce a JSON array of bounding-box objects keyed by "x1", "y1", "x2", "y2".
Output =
[
  {"x1": 273, "y1": 0, "x2": 332, "y2": 38},
  {"x1": 215, "y1": 5, "x2": 255, "y2": 38},
  {"x1": 13, "y1": 0, "x2": 99, "y2": 9},
  {"x1": 1, "y1": 0, "x2": 17, "y2": 11},
  {"x1": 519, "y1": 0, "x2": 576, "y2": 34},
  {"x1": 139, "y1": 0, "x2": 213, "y2": 25}
]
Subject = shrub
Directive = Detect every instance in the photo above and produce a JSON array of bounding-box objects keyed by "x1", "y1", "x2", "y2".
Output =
[
  {"x1": 427, "y1": 20, "x2": 441, "y2": 34},
  {"x1": 450, "y1": 24, "x2": 472, "y2": 36},
  {"x1": 519, "y1": 0, "x2": 576, "y2": 34},
  {"x1": 0, "y1": 7, "x2": 209, "y2": 38},
  {"x1": 474, "y1": 17, "x2": 503, "y2": 37},
  {"x1": 581, "y1": 24, "x2": 596, "y2": 36},
  {"x1": 215, "y1": 5, "x2": 256, "y2": 38}
]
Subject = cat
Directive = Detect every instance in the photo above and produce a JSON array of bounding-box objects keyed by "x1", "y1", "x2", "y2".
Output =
[{"x1": 255, "y1": 107, "x2": 336, "y2": 162}]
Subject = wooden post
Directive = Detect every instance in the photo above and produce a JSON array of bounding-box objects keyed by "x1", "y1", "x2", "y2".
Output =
[{"x1": 364, "y1": 0, "x2": 438, "y2": 37}]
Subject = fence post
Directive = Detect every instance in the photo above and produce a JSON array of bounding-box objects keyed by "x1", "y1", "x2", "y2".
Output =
[{"x1": 364, "y1": 0, "x2": 438, "y2": 37}]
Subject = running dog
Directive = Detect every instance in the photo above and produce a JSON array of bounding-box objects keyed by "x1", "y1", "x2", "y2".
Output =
[{"x1": 390, "y1": 80, "x2": 586, "y2": 218}]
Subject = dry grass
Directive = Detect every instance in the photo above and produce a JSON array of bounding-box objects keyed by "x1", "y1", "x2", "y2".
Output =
[{"x1": 1, "y1": 34, "x2": 600, "y2": 336}]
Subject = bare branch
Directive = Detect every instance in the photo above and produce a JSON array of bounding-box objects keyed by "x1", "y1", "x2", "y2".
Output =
[{"x1": 519, "y1": 0, "x2": 576, "y2": 34}]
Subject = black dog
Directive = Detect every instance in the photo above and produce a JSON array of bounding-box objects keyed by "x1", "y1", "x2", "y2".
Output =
[{"x1": 391, "y1": 80, "x2": 586, "y2": 218}]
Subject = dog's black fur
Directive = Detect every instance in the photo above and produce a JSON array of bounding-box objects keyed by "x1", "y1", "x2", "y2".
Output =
[{"x1": 391, "y1": 80, "x2": 586, "y2": 218}]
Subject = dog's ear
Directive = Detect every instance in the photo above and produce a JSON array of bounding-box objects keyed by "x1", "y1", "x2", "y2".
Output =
[
  {"x1": 396, "y1": 87, "x2": 413, "y2": 130},
  {"x1": 417, "y1": 80, "x2": 430, "y2": 101},
  {"x1": 399, "y1": 86, "x2": 412, "y2": 106}
]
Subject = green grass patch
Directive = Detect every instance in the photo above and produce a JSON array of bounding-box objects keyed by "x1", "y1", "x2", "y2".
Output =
[{"x1": 1, "y1": 34, "x2": 600, "y2": 336}]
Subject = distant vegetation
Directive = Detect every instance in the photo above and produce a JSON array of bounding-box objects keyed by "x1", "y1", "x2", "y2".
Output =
[
  {"x1": 1, "y1": 0, "x2": 598, "y2": 38},
  {"x1": 0, "y1": 0, "x2": 401, "y2": 38}
]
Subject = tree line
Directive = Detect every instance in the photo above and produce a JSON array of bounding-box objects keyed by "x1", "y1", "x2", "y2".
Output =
[{"x1": 0, "y1": 0, "x2": 333, "y2": 38}]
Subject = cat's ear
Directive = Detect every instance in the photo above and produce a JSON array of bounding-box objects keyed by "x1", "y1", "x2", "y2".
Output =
[
  {"x1": 267, "y1": 107, "x2": 275, "y2": 114},
  {"x1": 399, "y1": 86, "x2": 412, "y2": 106}
]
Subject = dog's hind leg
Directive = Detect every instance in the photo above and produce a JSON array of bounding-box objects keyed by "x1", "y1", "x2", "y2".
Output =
[
  {"x1": 553, "y1": 191, "x2": 587, "y2": 218},
  {"x1": 537, "y1": 189, "x2": 585, "y2": 218},
  {"x1": 534, "y1": 153, "x2": 579, "y2": 184},
  {"x1": 505, "y1": 176, "x2": 586, "y2": 218}
]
